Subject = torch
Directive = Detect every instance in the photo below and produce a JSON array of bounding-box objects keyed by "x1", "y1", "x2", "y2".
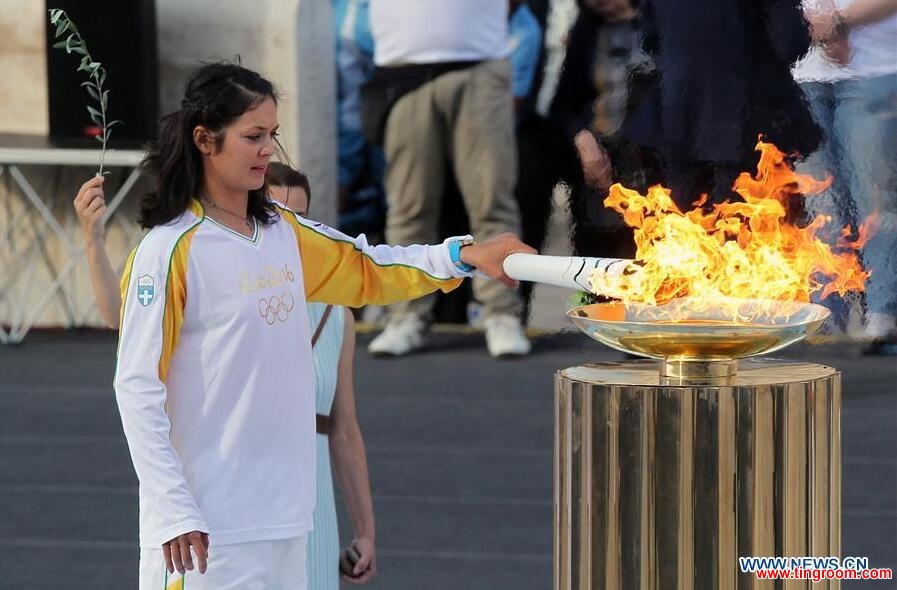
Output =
[{"x1": 502, "y1": 253, "x2": 635, "y2": 292}]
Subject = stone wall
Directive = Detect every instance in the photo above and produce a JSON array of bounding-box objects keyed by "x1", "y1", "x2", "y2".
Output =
[{"x1": 0, "y1": 0, "x2": 49, "y2": 135}]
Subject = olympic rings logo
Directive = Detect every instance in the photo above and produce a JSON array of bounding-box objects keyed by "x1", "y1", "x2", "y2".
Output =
[{"x1": 258, "y1": 293, "x2": 295, "y2": 325}]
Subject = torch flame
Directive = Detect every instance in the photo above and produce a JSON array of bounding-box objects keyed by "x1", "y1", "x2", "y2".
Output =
[{"x1": 589, "y1": 141, "x2": 871, "y2": 322}]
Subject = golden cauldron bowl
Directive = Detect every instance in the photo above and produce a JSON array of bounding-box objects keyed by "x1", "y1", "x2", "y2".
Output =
[{"x1": 568, "y1": 297, "x2": 830, "y2": 381}]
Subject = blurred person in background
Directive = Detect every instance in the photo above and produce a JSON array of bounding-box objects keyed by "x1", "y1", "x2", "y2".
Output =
[
  {"x1": 548, "y1": 0, "x2": 656, "y2": 260},
  {"x1": 364, "y1": 0, "x2": 531, "y2": 358},
  {"x1": 622, "y1": 0, "x2": 821, "y2": 208},
  {"x1": 441, "y1": 0, "x2": 545, "y2": 326},
  {"x1": 72, "y1": 175, "x2": 120, "y2": 329},
  {"x1": 507, "y1": 0, "x2": 655, "y2": 267},
  {"x1": 507, "y1": 0, "x2": 548, "y2": 321},
  {"x1": 509, "y1": 0, "x2": 545, "y2": 117},
  {"x1": 509, "y1": 0, "x2": 583, "y2": 316},
  {"x1": 797, "y1": 0, "x2": 897, "y2": 354},
  {"x1": 334, "y1": 0, "x2": 387, "y2": 242},
  {"x1": 73, "y1": 163, "x2": 379, "y2": 586},
  {"x1": 793, "y1": 1, "x2": 860, "y2": 335}
]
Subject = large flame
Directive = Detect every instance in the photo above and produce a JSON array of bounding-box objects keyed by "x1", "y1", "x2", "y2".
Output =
[{"x1": 589, "y1": 141, "x2": 870, "y2": 322}]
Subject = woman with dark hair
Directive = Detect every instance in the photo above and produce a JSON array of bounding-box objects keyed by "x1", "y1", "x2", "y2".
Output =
[
  {"x1": 84, "y1": 62, "x2": 532, "y2": 589},
  {"x1": 74, "y1": 162, "x2": 379, "y2": 586}
]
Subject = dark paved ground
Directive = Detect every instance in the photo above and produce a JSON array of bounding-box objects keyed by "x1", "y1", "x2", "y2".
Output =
[{"x1": 1, "y1": 329, "x2": 894, "y2": 589}]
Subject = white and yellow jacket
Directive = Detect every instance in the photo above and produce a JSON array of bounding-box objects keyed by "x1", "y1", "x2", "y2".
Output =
[{"x1": 114, "y1": 200, "x2": 467, "y2": 548}]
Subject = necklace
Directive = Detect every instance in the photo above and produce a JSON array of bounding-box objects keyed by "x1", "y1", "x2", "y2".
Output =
[{"x1": 202, "y1": 195, "x2": 254, "y2": 230}]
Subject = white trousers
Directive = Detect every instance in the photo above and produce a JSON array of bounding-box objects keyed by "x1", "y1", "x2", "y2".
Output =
[{"x1": 138, "y1": 535, "x2": 308, "y2": 590}]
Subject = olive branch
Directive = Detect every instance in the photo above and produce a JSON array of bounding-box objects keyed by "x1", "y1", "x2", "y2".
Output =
[{"x1": 48, "y1": 8, "x2": 122, "y2": 175}]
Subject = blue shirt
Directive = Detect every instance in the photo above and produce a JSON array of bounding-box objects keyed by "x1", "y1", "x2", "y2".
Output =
[
  {"x1": 334, "y1": 0, "x2": 376, "y2": 187},
  {"x1": 508, "y1": 4, "x2": 543, "y2": 98}
]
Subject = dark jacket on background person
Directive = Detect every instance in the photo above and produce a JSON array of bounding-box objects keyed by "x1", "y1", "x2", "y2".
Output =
[
  {"x1": 548, "y1": 2, "x2": 657, "y2": 191},
  {"x1": 549, "y1": 3, "x2": 652, "y2": 143},
  {"x1": 548, "y1": 8, "x2": 608, "y2": 144},
  {"x1": 544, "y1": 3, "x2": 657, "y2": 260},
  {"x1": 623, "y1": 0, "x2": 821, "y2": 204}
]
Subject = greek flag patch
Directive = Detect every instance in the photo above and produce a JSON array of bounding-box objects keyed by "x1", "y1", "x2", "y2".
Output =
[{"x1": 137, "y1": 274, "x2": 155, "y2": 307}]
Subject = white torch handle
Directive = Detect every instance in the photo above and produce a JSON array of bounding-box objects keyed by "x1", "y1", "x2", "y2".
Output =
[{"x1": 503, "y1": 253, "x2": 633, "y2": 291}]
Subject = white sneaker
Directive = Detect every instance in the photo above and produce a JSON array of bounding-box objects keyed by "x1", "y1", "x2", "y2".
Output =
[
  {"x1": 368, "y1": 313, "x2": 428, "y2": 356},
  {"x1": 484, "y1": 313, "x2": 531, "y2": 358}
]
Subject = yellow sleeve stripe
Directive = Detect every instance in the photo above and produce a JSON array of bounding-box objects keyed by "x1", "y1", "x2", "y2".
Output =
[
  {"x1": 277, "y1": 207, "x2": 462, "y2": 307},
  {"x1": 119, "y1": 246, "x2": 139, "y2": 327},
  {"x1": 114, "y1": 243, "x2": 143, "y2": 363},
  {"x1": 158, "y1": 223, "x2": 201, "y2": 382},
  {"x1": 275, "y1": 204, "x2": 458, "y2": 281},
  {"x1": 165, "y1": 573, "x2": 184, "y2": 590}
]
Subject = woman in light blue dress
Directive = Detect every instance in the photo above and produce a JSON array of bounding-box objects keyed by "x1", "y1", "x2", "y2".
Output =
[
  {"x1": 268, "y1": 164, "x2": 377, "y2": 587},
  {"x1": 306, "y1": 301, "x2": 377, "y2": 587}
]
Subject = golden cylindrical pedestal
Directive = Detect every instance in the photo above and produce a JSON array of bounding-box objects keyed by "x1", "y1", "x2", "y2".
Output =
[{"x1": 554, "y1": 359, "x2": 841, "y2": 590}]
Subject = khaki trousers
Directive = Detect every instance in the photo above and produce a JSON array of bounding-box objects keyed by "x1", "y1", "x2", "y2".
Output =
[{"x1": 383, "y1": 59, "x2": 522, "y2": 320}]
